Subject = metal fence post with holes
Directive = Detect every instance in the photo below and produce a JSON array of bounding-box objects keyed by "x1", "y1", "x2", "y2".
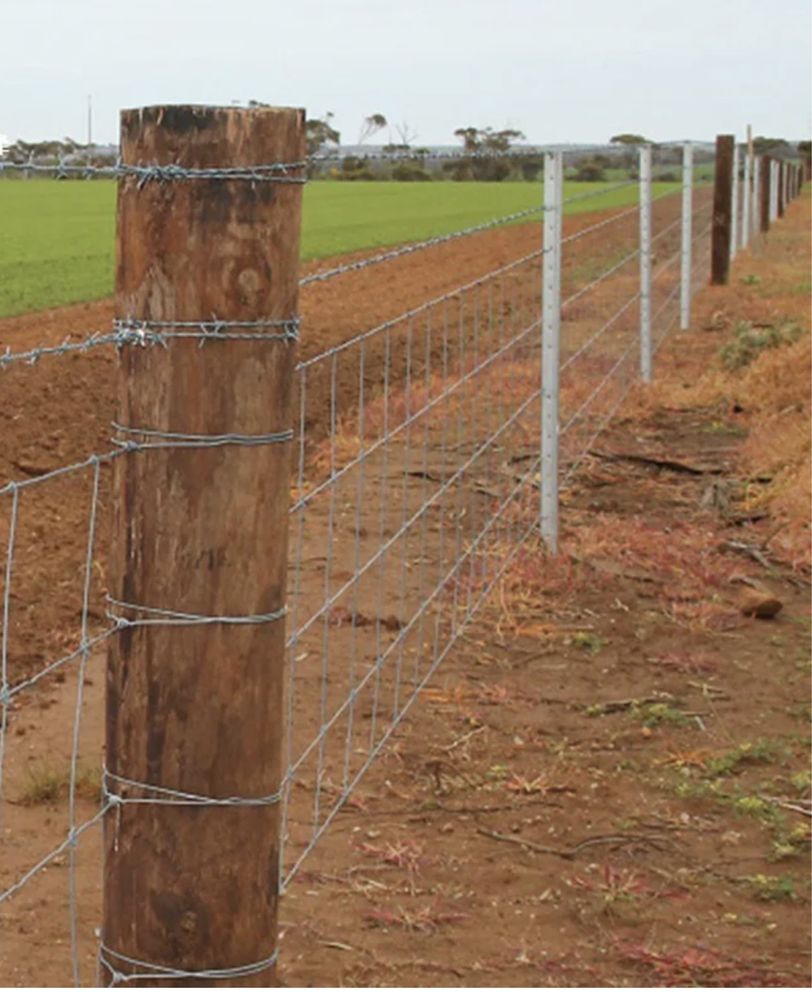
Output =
[
  {"x1": 638, "y1": 144, "x2": 652, "y2": 381},
  {"x1": 741, "y1": 143, "x2": 752, "y2": 250},
  {"x1": 730, "y1": 143, "x2": 740, "y2": 260},
  {"x1": 102, "y1": 104, "x2": 304, "y2": 987},
  {"x1": 680, "y1": 142, "x2": 693, "y2": 330},
  {"x1": 541, "y1": 151, "x2": 562, "y2": 553},
  {"x1": 752, "y1": 155, "x2": 761, "y2": 238}
]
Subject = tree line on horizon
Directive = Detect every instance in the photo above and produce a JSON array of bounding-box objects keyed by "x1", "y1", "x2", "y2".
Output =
[{"x1": 2, "y1": 114, "x2": 809, "y2": 185}]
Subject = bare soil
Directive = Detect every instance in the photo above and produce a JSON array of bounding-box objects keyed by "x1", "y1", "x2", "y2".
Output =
[{"x1": 0, "y1": 192, "x2": 809, "y2": 987}]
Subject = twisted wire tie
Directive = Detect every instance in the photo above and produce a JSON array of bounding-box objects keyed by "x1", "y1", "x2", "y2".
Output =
[
  {"x1": 103, "y1": 769, "x2": 281, "y2": 808},
  {"x1": 105, "y1": 596, "x2": 287, "y2": 629},
  {"x1": 99, "y1": 943, "x2": 279, "y2": 984},
  {"x1": 110, "y1": 424, "x2": 294, "y2": 452}
]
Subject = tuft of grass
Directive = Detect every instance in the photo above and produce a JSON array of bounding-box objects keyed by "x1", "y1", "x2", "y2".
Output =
[
  {"x1": 18, "y1": 761, "x2": 66, "y2": 805},
  {"x1": 769, "y1": 824, "x2": 810, "y2": 862},
  {"x1": 634, "y1": 702, "x2": 691, "y2": 728},
  {"x1": 571, "y1": 631, "x2": 604, "y2": 653},
  {"x1": 706, "y1": 740, "x2": 776, "y2": 777},
  {"x1": 745, "y1": 874, "x2": 797, "y2": 902},
  {"x1": 733, "y1": 795, "x2": 781, "y2": 825},
  {"x1": 17, "y1": 760, "x2": 102, "y2": 806},
  {"x1": 719, "y1": 319, "x2": 803, "y2": 370}
]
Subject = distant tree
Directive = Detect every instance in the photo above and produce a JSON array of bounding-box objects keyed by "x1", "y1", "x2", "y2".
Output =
[
  {"x1": 753, "y1": 136, "x2": 789, "y2": 155},
  {"x1": 306, "y1": 112, "x2": 340, "y2": 157},
  {"x1": 609, "y1": 133, "x2": 651, "y2": 172},
  {"x1": 391, "y1": 121, "x2": 418, "y2": 147},
  {"x1": 610, "y1": 133, "x2": 650, "y2": 146},
  {"x1": 358, "y1": 113, "x2": 387, "y2": 145},
  {"x1": 574, "y1": 158, "x2": 606, "y2": 182},
  {"x1": 448, "y1": 126, "x2": 525, "y2": 181}
]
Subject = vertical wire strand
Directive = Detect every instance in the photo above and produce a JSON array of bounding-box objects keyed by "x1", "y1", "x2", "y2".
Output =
[
  {"x1": 344, "y1": 341, "x2": 367, "y2": 791},
  {"x1": 281, "y1": 365, "x2": 308, "y2": 885},
  {"x1": 314, "y1": 353, "x2": 339, "y2": 833},
  {"x1": 0, "y1": 484, "x2": 20, "y2": 809},
  {"x1": 372, "y1": 326, "x2": 392, "y2": 733},
  {"x1": 67, "y1": 457, "x2": 101, "y2": 987}
]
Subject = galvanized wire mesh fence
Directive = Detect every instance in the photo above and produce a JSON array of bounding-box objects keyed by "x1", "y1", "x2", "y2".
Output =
[{"x1": 0, "y1": 134, "x2": 790, "y2": 985}]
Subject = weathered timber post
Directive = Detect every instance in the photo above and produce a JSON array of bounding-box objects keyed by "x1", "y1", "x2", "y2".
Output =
[
  {"x1": 760, "y1": 157, "x2": 771, "y2": 233},
  {"x1": 777, "y1": 160, "x2": 785, "y2": 217},
  {"x1": 103, "y1": 104, "x2": 304, "y2": 987},
  {"x1": 711, "y1": 134, "x2": 734, "y2": 285}
]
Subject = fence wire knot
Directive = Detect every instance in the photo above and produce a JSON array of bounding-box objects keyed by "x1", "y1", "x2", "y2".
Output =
[
  {"x1": 110, "y1": 423, "x2": 294, "y2": 452},
  {"x1": 105, "y1": 596, "x2": 288, "y2": 629},
  {"x1": 98, "y1": 943, "x2": 279, "y2": 985},
  {"x1": 102, "y1": 769, "x2": 282, "y2": 808}
]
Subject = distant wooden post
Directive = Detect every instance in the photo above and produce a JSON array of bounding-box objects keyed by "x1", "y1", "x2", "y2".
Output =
[
  {"x1": 777, "y1": 161, "x2": 785, "y2": 217},
  {"x1": 711, "y1": 134, "x2": 734, "y2": 284},
  {"x1": 760, "y1": 156, "x2": 771, "y2": 233},
  {"x1": 103, "y1": 104, "x2": 304, "y2": 987}
]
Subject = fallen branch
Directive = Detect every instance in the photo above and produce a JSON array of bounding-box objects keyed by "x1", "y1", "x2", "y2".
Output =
[
  {"x1": 588, "y1": 449, "x2": 726, "y2": 476},
  {"x1": 760, "y1": 795, "x2": 812, "y2": 818},
  {"x1": 476, "y1": 826, "x2": 670, "y2": 860},
  {"x1": 717, "y1": 540, "x2": 772, "y2": 569}
]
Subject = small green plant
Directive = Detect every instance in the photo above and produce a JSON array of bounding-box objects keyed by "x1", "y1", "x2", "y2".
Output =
[
  {"x1": 707, "y1": 740, "x2": 776, "y2": 777},
  {"x1": 673, "y1": 776, "x2": 726, "y2": 801},
  {"x1": 572, "y1": 631, "x2": 604, "y2": 653},
  {"x1": 745, "y1": 874, "x2": 796, "y2": 902},
  {"x1": 740, "y1": 274, "x2": 761, "y2": 286},
  {"x1": 719, "y1": 320, "x2": 803, "y2": 370},
  {"x1": 733, "y1": 795, "x2": 781, "y2": 824},
  {"x1": 769, "y1": 825, "x2": 810, "y2": 862},
  {"x1": 635, "y1": 702, "x2": 690, "y2": 728},
  {"x1": 790, "y1": 770, "x2": 811, "y2": 795},
  {"x1": 17, "y1": 760, "x2": 101, "y2": 806},
  {"x1": 19, "y1": 762, "x2": 66, "y2": 805}
]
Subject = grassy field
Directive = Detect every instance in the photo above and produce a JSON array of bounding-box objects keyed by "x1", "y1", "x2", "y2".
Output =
[{"x1": 0, "y1": 178, "x2": 680, "y2": 317}]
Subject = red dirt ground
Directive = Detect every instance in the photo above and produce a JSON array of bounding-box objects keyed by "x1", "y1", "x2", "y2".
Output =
[{"x1": 0, "y1": 192, "x2": 809, "y2": 987}]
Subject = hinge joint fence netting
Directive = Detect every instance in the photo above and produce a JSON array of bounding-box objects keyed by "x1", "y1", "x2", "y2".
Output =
[{"x1": 0, "y1": 132, "x2": 795, "y2": 985}]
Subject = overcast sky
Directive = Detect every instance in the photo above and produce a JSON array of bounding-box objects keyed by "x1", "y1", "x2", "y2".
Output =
[{"x1": 2, "y1": 0, "x2": 810, "y2": 147}]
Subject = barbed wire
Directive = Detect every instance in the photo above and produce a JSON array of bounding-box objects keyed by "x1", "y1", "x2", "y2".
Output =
[
  {"x1": 0, "y1": 158, "x2": 307, "y2": 184},
  {"x1": 0, "y1": 318, "x2": 298, "y2": 371},
  {"x1": 300, "y1": 204, "x2": 543, "y2": 286}
]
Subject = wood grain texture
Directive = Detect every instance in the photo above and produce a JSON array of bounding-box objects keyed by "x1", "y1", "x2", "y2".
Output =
[
  {"x1": 711, "y1": 135, "x2": 733, "y2": 286},
  {"x1": 104, "y1": 105, "x2": 304, "y2": 987}
]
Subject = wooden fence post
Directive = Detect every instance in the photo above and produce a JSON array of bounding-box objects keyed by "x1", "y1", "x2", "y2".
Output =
[
  {"x1": 103, "y1": 104, "x2": 304, "y2": 987},
  {"x1": 711, "y1": 134, "x2": 734, "y2": 285},
  {"x1": 760, "y1": 156, "x2": 771, "y2": 233},
  {"x1": 777, "y1": 161, "x2": 785, "y2": 217}
]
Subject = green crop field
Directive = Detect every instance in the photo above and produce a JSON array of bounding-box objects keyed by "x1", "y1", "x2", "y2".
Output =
[{"x1": 0, "y1": 179, "x2": 679, "y2": 318}]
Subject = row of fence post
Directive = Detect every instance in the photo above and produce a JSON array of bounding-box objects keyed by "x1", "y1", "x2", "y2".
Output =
[
  {"x1": 58, "y1": 104, "x2": 808, "y2": 981},
  {"x1": 540, "y1": 137, "x2": 806, "y2": 551}
]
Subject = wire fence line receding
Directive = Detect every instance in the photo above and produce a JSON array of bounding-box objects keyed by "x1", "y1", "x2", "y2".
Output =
[{"x1": 1, "y1": 120, "x2": 794, "y2": 986}]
